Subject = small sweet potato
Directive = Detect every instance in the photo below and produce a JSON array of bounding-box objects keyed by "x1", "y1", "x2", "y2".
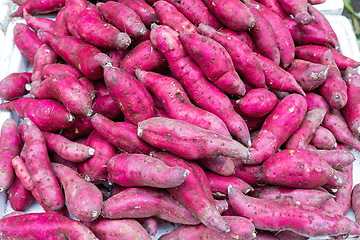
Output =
[
  {"x1": 335, "y1": 164, "x2": 353, "y2": 215},
  {"x1": 199, "y1": 156, "x2": 235, "y2": 177},
  {"x1": 8, "y1": 176, "x2": 34, "y2": 211},
  {"x1": 277, "y1": 0, "x2": 314, "y2": 24},
  {"x1": 218, "y1": 28, "x2": 258, "y2": 52},
  {"x1": 138, "y1": 117, "x2": 250, "y2": 160},
  {"x1": 352, "y1": 182, "x2": 360, "y2": 223},
  {"x1": 23, "y1": 9, "x2": 55, "y2": 32},
  {"x1": 51, "y1": 162, "x2": 103, "y2": 222},
  {"x1": 53, "y1": 7, "x2": 69, "y2": 36},
  {"x1": 117, "y1": 0, "x2": 158, "y2": 27},
  {"x1": 10, "y1": 0, "x2": 65, "y2": 17},
  {"x1": 0, "y1": 72, "x2": 31, "y2": 101},
  {"x1": 30, "y1": 43, "x2": 58, "y2": 83},
  {"x1": 310, "y1": 126, "x2": 337, "y2": 150},
  {"x1": 63, "y1": 0, "x2": 87, "y2": 38}
]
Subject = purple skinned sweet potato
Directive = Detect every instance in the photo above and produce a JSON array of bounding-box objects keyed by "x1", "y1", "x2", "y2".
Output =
[
  {"x1": 30, "y1": 43, "x2": 58, "y2": 83},
  {"x1": 117, "y1": 0, "x2": 158, "y2": 27},
  {"x1": 41, "y1": 63, "x2": 82, "y2": 79},
  {"x1": 53, "y1": 7, "x2": 69, "y2": 36},
  {"x1": 236, "y1": 88, "x2": 278, "y2": 118},
  {"x1": 218, "y1": 28, "x2": 258, "y2": 52},
  {"x1": 285, "y1": 108, "x2": 327, "y2": 149},
  {"x1": 107, "y1": 152, "x2": 189, "y2": 188},
  {"x1": 91, "y1": 113, "x2": 156, "y2": 154},
  {"x1": 0, "y1": 72, "x2": 31, "y2": 101},
  {"x1": 163, "y1": 0, "x2": 222, "y2": 28},
  {"x1": 101, "y1": 64, "x2": 154, "y2": 125},
  {"x1": 78, "y1": 130, "x2": 117, "y2": 183},
  {"x1": 42, "y1": 131, "x2": 95, "y2": 162},
  {"x1": 179, "y1": 33, "x2": 246, "y2": 96},
  {"x1": 23, "y1": 9, "x2": 54, "y2": 32},
  {"x1": 246, "y1": 94, "x2": 307, "y2": 165},
  {"x1": 137, "y1": 217, "x2": 158, "y2": 236},
  {"x1": 305, "y1": 92, "x2": 330, "y2": 112},
  {"x1": 50, "y1": 152, "x2": 79, "y2": 173},
  {"x1": 22, "y1": 118, "x2": 65, "y2": 211},
  {"x1": 250, "y1": 185, "x2": 334, "y2": 208},
  {"x1": 352, "y1": 182, "x2": 360, "y2": 223},
  {"x1": 37, "y1": 29, "x2": 112, "y2": 80},
  {"x1": 10, "y1": 0, "x2": 65, "y2": 17},
  {"x1": 13, "y1": 23, "x2": 44, "y2": 64},
  {"x1": 335, "y1": 163, "x2": 353, "y2": 215},
  {"x1": 197, "y1": 24, "x2": 266, "y2": 88},
  {"x1": 324, "y1": 168, "x2": 346, "y2": 191},
  {"x1": 61, "y1": 115, "x2": 92, "y2": 140},
  {"x1": 138, "y1": 117, "x2": 249, "y2": 160},
  {"x1": 51, "y1": 162, "x2": 103, "y2": 222},
  {"x1": 287, "y1": 59, "x2": 330, "y2": 91},
  {"x1": 136, "y1": 69, "x2": 230, "y2": 137},
  {"x1": 154, "y1": 1, "x2": 197, "y2": 34},
  {"x1": 0, "y1": 118, "x2": 22, "y2": 192},
  {"x1": 256, "y1": 53, "x2": 305, "y2": 95},
  {"x1": 228, "y1": 185, "x2": 360, "y2": 238},
  {"x1": 159, "y1": 216, "x2": 256, "y2": 240},
  {"x1": 277, "y1": 0, "x2": 314, "y2": 24},
  {"x1": 150, "y1": 24, "x2": 251, "y2": 146},
  {"x1": 75, "y1": 6, "x2": 131, "y2": 49},
  {"x1": 8, "y1": 176, "x2": 34, "y2": 211},
  {"x1": 151, "y1": 151, "x2": 229, "y2": 232},
  {"x1": 30, "y1": 73, "x2": 94, "y2": 116},
  {"x1": 0, "y1": 212, "x2": 98, "y2": 239},
  {"x1": 246, "y1": 2, "x2": 281, "y2": 66},
  {"x1": 258, "y1": 0, "x2": 289, "y2": 19},
  {"x1": 12, "y1": 155, "x2": 35, "y2": 192},
  {"x1": 341, "y1": 67, "x2": 360, "y2": 138},
  {"x1": 310, "y1": 126, "x2": 337, "y2": 150},
  {"x1": 97, "y1": 1, "x2": 148, "y2": 38},
  {"x1": 102, "y1": 186, "x2": 202, "y2": 225},
  {"x1": 121, "y1": 40, "x2": 167, "y2": 76},
  {"x1": 198, "y1": 156, "x2": 235, "y2": 177},
  {"x1": 84, "y1": 218, "x2": 152, "y2": 240},
  {"x1": 295, "y1": 45, "x2": 360, "y2": 71},
  {"x1": 63, "y1": 0, "x2": 87, "y2": 38},
  {"x1": 202, "y1": 0, "x2": 255, "y2": 31},
  {"x1": 255, "y1": 149, "x2": 334, "y2": 189}
]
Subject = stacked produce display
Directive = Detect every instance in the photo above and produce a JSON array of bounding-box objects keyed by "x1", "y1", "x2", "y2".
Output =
[{"x1": 0, "y1": 0, "x2": 360, "y2": 239}]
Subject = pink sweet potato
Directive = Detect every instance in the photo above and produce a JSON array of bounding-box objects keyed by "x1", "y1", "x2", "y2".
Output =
[
  {"x1": 287, "y1": 59, "x2": 330, "y2": 91},
  {"x1": 159, "y1": 216, "x2": 256, "y2": 240},
  {"x1": 117, "y1": 0, "x2": 158, "y2": 27},
  {"x1": 0, "y1": 72, "x2": 31, "y2": 101},
  {"x1": 102, "y1": 187, "x2": 201, "y2": 225},
  {"x1": 30, "y1": 73, "x2": 94, "y2": 116},
  {"x1": 202, "y1": 0, "x2": 255, "y2": 31},
  {"x1": 50, "y1": 152, "x2": 79, "y2": 173},
  {"x1": 305, "y1": 92, "x2": 330, "y2": 112},
  {"x1": 37, "y1": 29, "x2": 112, "y2": 80},
  {"x1": 163, "y1": 0, "x2": 222, "y2": 28},
  {"x1": 63, "y1": 0, "x2": 87, "y2": 38},
  {"x1": 107, "y1": 48, "x2": 129, "y2": 68},
  {"x1": 91, "y1": 94, "x2": 122, "y2": 120},
  {"x1": 91, "y1": 113, "x2": 156, "y2": 154},
  {"x1": 51, "y1": 162, "x2": 103, "y2": 222},
  {"x1": 246, "y1": 2, "x2": 281, "y2": 66},
  {"x1": 310, "y1": 126, "x2": 337, "y2": 150},
  {"x1": 41, "y1": 63, "x2": 82, "y2": 79},
  {"x1": 8, "y1": 176, "x2": 34, "y2": 211},
  {"x1": 295, "y1": 45, "x2": 360, "y2": 71},
  {"x1": 121, "y1": 40, "x2": 167, "y2": 76},
  {"x1": 53, "y1": 7, "x2": 69, "y2": 36},
  {"x1": 154, "y1": 1, "x2": 197, "y2": 34},
  {"x1": 335, "y1": 164, "x2": 353, "y2": 215},
  {"x1": 107, "y1": 152, "x2": 189, "y2": 188},
  {"x1": 0, "y1": 212, "x2": 98, "y2": 239},
  {"x1": 22, "y1": 118, "x2": 65, "y2": 211},
  {"x1": 197, "y1": 24, "x2": 266, "y2": 88},
  {"x1": 247, "y1": 94, "x2": 307, "y2": 165},
  {"x1": 150, "y1": 24, "x2": 251, "y2": 146},
  {"x1": 151, "y1": 151, "x2": 229, "y2": 232},
  {"x1": 250, "y1": 185, "x2": 334, "y2": 208},
  {"x1": 0, "y1": 118, "x2": 22, "y2": 192},
  {"x1": 277, "y1": 0, "x2": 314, "y2": 24},
  {"x1": 78, "y1": 130, "x2": 117, "y2": 183},
  {"x1": 97, "y1": 1, "x2": 148, "y2": 38},
  {"x1": 341, "y1": 67, "x2": 360, "y2": 138},
  {"x1": 258, "y1": 0, "x2": 288, "y2": 19},
  {"x1": 136, "y1": 69, "x2": 230, "y2": 137},
  {"x1": 11, "y1": 155, "x2": 35, "y2": 192},
  {"x1": 285, "y1": 108, "x2": 327, "y2": 149},
  {"x1": 218, "y1": 28, "x2": 258, "y2": 52},
  {"x1": 228, "y1": 185, "x2": 360, "y2": 238},
  {"x1": 137, "y1": 217, "x2": 158, "y2": 236},
  {"x1": 61, "y1": 115, "x2": 93, "y2": 140},
  {"x1": 75, "y1": 6, "x2": 131, "y2": 49},
  {"x1": 30, "y1": 43, "x2": 58, "y2": 83},
  {"x1": 138, "y1": 117, "x2": 249, "y2": 160},
  {"x1": 23, "y1": 9, "x2": 55, "y2": 32},
  {"x1": 179, "y1": 33, "x2": 246, "y2": 96},
  {"x1": 84, "y1": 218, "x2": 152, "y2": 240},
  {"x1": 42, "y1": 131, "x2": 95, "y2": 162},
  {"x1": 311, "y1": 149, "x2": 355, "y2": 171},
  {"x1": 236, "y1": 88, "x2": 278, "y2": 118},
  {"x1": 10, "y1": 0, "x2": 65, "y2": 17},
  {"x1": 13, "y1": 23, "x2": 44, "y2": 64},
  {"x1": 198, "y1": 155, "x2": 235, "y2": 177},
  {"x1": 102, "y1": 64, "x2": 154, "y2": 125},
  {"x1": 352, "y1": 182, "x2": 360, "y2": 223}
]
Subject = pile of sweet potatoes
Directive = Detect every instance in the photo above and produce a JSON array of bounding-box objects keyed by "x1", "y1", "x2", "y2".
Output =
[{"x1": 1, "y1": 0, "x2": 360, "y2": 238}]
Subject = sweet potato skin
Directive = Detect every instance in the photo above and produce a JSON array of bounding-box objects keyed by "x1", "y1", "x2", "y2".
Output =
[
  {"x1": 228, "y1": 185, "x2": 360, "y2": 238},
  {"x1": 117, "y1": 0, "x2": 158, "y2": 27},
  {"x1": 52, "y1": 162, "x2": 103, "y2": 222},
  {"x1": 310, "y1": 126, "x2": 337, "y2": 150},
  {"x1": 256, "y1": 149, "x2": 334, "y2": 189},
  {"x1": 10, "y1": 0, "x2": 65, "y2": 17},
  {"x1": 107, "y1": 153, "x2": 189, "y2": 188},
  {"x1": 8, "y1": 176, "x2": 34, "y2": 211},
  {"x1": 0, "y1": 72, "x2": 31, "y2": 101},
  {"x1": 352, "y1": 183, "x2": 360, "y2": 224},
  {"x1": 138, "y1": 117, "x2": 250, "y2": 160}
]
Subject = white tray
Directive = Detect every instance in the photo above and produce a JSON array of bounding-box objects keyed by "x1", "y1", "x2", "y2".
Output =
[
  {"x1": 314, "y1": 0, "x2": 344, "y2": 15},
  {"x1": 0, "y1": 13, "x2": 360, "y2": 240}
]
